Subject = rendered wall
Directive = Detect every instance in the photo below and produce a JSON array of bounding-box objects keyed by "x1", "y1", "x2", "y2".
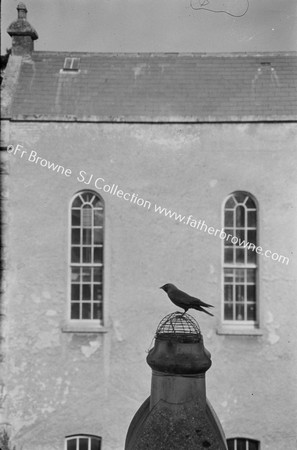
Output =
[{"x1": 1, "y1": 121, "x2": 297, "y2": 450}]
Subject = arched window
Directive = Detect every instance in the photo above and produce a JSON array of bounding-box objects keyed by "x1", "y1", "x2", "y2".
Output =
[
  {"x1": 65, "y1": 435, "x2": 102, "y2": 450},
  {"x1": 70, "y1": 191, "x2": 104, "y2": 323},
  {"x1": 227, "y1": 437, "x2": 260, "y2": 450},
  {"x1": 223, "y1": 192, "x2": 257, "y2": 324}
]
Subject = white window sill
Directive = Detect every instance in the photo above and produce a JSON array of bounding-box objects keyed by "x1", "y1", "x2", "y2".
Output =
[
  {"x1": 61, "y1": 322, "x2": 109, "y2": 333},
  {"x1": 217, "y1": 324, "x2": 263, "y2": 336}
]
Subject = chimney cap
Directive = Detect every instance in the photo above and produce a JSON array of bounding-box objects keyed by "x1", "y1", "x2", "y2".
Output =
[
  {"x1": 155, "y1": 311, "x2": 201, "y2": 342},
  {"x1": 7, "y1": 3, "x2": 38, "y2": 40},
  {"x1": 147, "y1": 312, "x2": 211, "y2": 375}
]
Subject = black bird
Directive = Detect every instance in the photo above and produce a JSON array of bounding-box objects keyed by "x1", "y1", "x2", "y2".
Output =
[{"x1": 160, "y1": 283, "x2": 214, "y2": 316}]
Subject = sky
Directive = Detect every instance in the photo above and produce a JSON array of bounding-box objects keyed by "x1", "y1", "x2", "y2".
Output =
[{"x1": 1, "y1": 0, "x2": 297, "y2": 54}]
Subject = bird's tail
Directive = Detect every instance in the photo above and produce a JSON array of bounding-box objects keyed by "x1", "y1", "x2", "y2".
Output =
[
  {"x1": 198, "y1": 300, "x2": 214, "y2": 308},
  {"x1": 201, "y1": 307, "x2": 214, "y2": 317},
  {"x1": 193, "y1": 305, "x2": 214, "y2": 316}
]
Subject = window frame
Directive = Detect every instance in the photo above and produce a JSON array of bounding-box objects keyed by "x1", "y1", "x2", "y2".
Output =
[
  {"x1": 65, "y1": 434, "x2": 102, "y2": 450},
  {"x1": 218, "y1": 192, "x2": 262, "y2": 336},
  {"x1": 62, "y1": 190, "x2": 108, "y2": 334}
]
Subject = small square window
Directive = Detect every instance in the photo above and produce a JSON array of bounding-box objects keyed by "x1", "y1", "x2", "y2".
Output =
[{"x1": 63, "y1": 57, "x2": 80, "y2": 71}]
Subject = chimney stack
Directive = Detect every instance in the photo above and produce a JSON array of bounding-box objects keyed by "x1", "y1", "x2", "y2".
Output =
[
  {"x1": 125, "y1": 312, "x2": 228, "y2": 449},
  {"x1": 7, "y1": 3, "x2": 38, "y2": 56}
]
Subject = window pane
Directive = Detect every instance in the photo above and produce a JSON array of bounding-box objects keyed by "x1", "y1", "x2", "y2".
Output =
[
  {"x1": 83, "y1": 206, "x2": 92, "y2": 227},
  {"x1": 72, "y1": 229, "x2": 80, "y2": 244},
  {"x1": 83, "y1": 247, "x2": 92, "y2": 263},
  {"x1": 235, "y1": 193, "x2": 247, "y2": 204},
  {"x1": 71, "y1": 247, "x2": 80, "y2": 263},
  {"x1": 71, "y1": 267, "x2": 81, "y2": 281},
  {"x1": 224, "y1": 229, "x2": 233, "y2": 246},
  {"x1": 236, "y1": 248, "x2": 244, "y2": 263},
  {"x1": 82, "y1": 267, "x2": 92, "y2": 281},
  {"x1": 67, "y1": 438, "x2": 77, "y2": 450},
  {"x1": 82, "y1": 284, "x2": 91, "y2": 300},
  {"x1": 236, "y1": 303, "x2": 244, "y2": 320},
  {"x1": 71, "y1": 284, "x2": 80, "y2": 300},
  {"x1": 224, "y1": 285, "x2": 233, "y2": 302},
  {"x1": 248, "y1": 440, "x2": 259, "y2": 450},
  {"x1": 224, "y1": 211, "x2": 233, "y2": 227},
  {"x1": 72, "y1": 210, "x2": 81, "y2": 226},
  {"x1": 94, "y1": 228, "x2": 103, "y2": 244},
  {"x1": 247, "y1": 285, "x2": 256, "y2": 302},
  {"x1": 247, "y1": 248, "x2": 257, "y2": 263},
  {"x1": 225, "y1": 196, "x2": 235, "y2": 208},
  {"x1": 224, "y1": 248, "x2": 234, "y2": 263},
  {"x1": 248, "y1": 229, "x2": 256, "y2": 245},
  {"x1": 236, "y1": 285, "x2": 244, "y2": 302},
  {"x1": 94, "y1": 247, "x2": 103, "y2": 263},
  {"x1": 71, "y1": 303, "x2": 80, "y2": 319},
  {"x1": 224, "y1": 269, "x2": 234, "y2": 282},
  {"x1": 94, "y1": 267, "x2": 103, "y2": 281},
  {"x1": 224, "y1": 303, "x2": 233, "y2": 320},
  {"x1": 235, "y1": 269, "x2": 245, "y2": 282},
  {"x1": 236, "y1": 229, "x2": 244, "y2": 242},
  {"x1": 247, "y1": 304, "x2": 256, "y2": 321},
  {"x1": 94, "y1": 284, "x2": 103, "y2": 300},
  {"x1": 227, "y1": 439, "x2": 234, "y2": 450},
  {"x1": 237, "y1": 438, "x2": 247, "y2": 450},
  {"x1": 91, "y1": 438, "x2": 101, "y2": 450},
  {"x1": 72, "y1": 196, "x2": 82, "y2": 207},
  {"x1": 245, "y1": 197, "x2": 256, "y2": 208},
  {"x1": 248, "y1": 210, "x2": 256, "y2": 227},
  {"x1": 82, "y1": 303, "x2": 91, "y2": 319},
  {"x1": 236, "y1": 206, "x2": 245, "y2": 227},
  {"x1": 94, "y1": 210, "x2": 104, "y2": 226},
  {"x1": 93, "y1": 302, "x2": 102, "y2": 320},
  {"x1": 83, "y1": 229, "x2": 92, "y2": 245},
  {"x1": 247, "y1": 269, "x2": 256, "y2": 283},
  {"x1": 82, "y1": 192, "x2": 93, "y2": 202},
  {"x1": 79, "y1": 438, "x2": 89, "y2": 450},
  {"x1": 93, "y1": 196, "x2": 103, "y2": 207}
]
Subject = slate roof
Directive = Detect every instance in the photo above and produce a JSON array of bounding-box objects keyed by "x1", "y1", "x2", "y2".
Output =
[{"x1": 2, "y1": 51, "x2": 297, "y2": 122}]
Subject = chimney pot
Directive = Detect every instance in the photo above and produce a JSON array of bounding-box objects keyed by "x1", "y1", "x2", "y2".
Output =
[{"x1": 17, "y1": 3, "x2": 28, "y2": 19}]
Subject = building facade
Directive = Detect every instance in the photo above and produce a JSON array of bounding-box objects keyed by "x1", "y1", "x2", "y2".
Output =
[{"x1": 1, "y1": 4, "x2": 297, "y2": 450}]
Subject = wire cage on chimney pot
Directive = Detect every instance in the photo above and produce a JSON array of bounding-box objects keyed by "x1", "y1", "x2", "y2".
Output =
[{"x1": 155, "y1": 312, "x2": 202, "y2": 342}]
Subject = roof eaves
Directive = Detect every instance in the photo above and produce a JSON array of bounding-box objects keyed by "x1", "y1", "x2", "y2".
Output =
[
  {"x1": 5, "y1": 114, "x2": 297, "y2": 123},
  {"x1": 30, "y1": 50, "x2": 297, "y2": 58}
]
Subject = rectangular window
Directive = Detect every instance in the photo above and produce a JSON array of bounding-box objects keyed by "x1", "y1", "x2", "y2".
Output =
[{"x1": 63, "y1": 57, "x2": 80, "y2": 71}]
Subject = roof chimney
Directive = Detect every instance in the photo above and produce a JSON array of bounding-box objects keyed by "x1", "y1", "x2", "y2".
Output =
[
  {"x1": 125, "y1": 312, "x2": 228, "y2": 449},
  {"x1": 7, "y1": 3, "x2": 38, "y2": 56}
]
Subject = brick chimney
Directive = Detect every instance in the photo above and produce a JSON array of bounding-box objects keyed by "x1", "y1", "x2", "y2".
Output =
[
  {"x1": 7, "y1": 3, "x2": 38, "y2": 56},
  {"x1": 125, "y1": 312, "x2": 228, "y2": 449}
]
